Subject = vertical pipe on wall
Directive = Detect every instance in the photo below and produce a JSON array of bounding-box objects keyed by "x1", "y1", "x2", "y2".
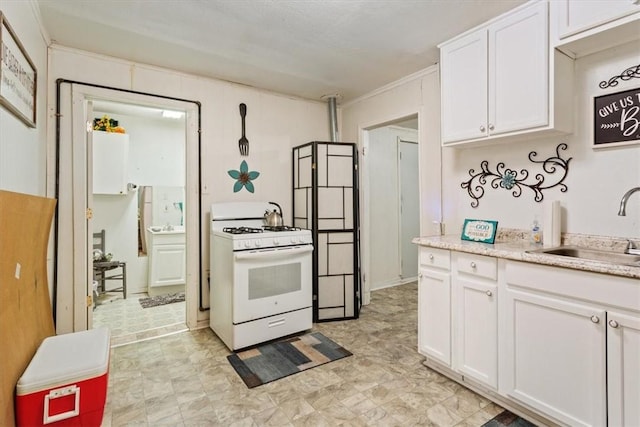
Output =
[{"x1": 323, "y1": 94, "x2": 341, "y2": 143}]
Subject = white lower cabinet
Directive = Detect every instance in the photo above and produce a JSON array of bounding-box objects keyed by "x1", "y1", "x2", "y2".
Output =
[
  {"x1": 503, "y1": 260, "x2": 640, "y2": 427},
  {"x1": 503, "y1": 288, "x2": 607, "y2": 426},
  {"x1": 418, "y1": 247, "x2": 452, "y2": 366},
  {"x1": 147, "y1": 230, "x2": 186, "y2": 288},
  {"x1": 607, "y1": 311, "x2": 640, "y2": 427},
  {"x1": 453, "y1": 253, "x2": 498, "y2": 389}
]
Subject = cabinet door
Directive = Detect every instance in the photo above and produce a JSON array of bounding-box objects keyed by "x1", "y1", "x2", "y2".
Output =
[
  {"x1": 557, "y1": 0, "x2": 640, "y2": 39},
  {"x1": 440, "y1": 30, "x2": 488, "y2": 143},
  {"x1": 489, "y1": 1, "x2": 548, "y2": 135},
  {"x1": 418, "y1": 267, "x2": 452, "y2": 366},
  {"x1": 150, "y1": 244, "x2": 186, "y2": 287},
  {"x1": 504, "y1": 289, "x2": 606, "y2": 427},
  {"x1": 92, "y1": 132, "x2": 129, "y2": 195},
  {"x1": 455, "y1": 278, "x2": 497, "y2": 389},
  {"x1": 607, "y1": 311, "x2": 640, "y2": 427}
]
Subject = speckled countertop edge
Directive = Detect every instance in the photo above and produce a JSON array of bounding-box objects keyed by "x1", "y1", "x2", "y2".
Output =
[{"x1": 412, "y1": 234, "x2": 640, "y2": 280}]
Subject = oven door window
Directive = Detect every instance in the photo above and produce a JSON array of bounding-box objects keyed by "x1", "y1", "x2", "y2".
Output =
[{"x1": 248, "y1": 264, "x2": 301, "y2": 299}]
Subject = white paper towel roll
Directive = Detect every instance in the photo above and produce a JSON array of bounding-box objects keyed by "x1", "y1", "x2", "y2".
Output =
[{"x1": 543, "y1": 200, "x2": 561, "y2": 247}]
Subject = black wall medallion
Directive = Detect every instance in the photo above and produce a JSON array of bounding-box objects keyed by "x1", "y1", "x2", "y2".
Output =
[
  {"x1": 461, "y1": 143, "x2": 571, "y2": 208},
  {"x1": 599, "y1": 64, "x2": 640, "y2": 89}
]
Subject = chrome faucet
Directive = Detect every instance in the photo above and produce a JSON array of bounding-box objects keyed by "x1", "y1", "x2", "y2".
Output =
[
  {"x1": 618, "y1": 187, "x2": 640, "y2": 255},
  {"x1": 618, "y1": 187, "x2": 640, "y2": 216}
]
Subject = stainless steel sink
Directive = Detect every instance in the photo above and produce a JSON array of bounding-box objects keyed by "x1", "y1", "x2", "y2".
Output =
[{"x1": 527, "y1": 245, "x2": 640, "y2": 267}]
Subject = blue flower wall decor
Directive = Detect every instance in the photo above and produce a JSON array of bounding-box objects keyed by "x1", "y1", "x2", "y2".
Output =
[{"x1": 228, "y1": 160, "x2": 260, "y2": 193}]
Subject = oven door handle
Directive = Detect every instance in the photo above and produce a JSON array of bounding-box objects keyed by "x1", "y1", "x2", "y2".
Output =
[{"x1": 234, "y1": 245, "x2": 313, "y2": 261}]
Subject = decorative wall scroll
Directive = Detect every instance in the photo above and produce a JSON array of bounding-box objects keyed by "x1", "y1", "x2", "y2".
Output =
[
  {"x1": 461, "y1": 143, "x2": 571, "y2": 208},
  {"x1": 0, "y1": 13, "x2": 37, "y2": 127},
  {"x1": 593, "y1": 87, "x2": 640, "y2": 148},
  {"x1": 599, "y1": 64, "x2": 640, "y2": 89}
]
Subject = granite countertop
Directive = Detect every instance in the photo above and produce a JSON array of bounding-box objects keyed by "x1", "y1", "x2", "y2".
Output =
[{"x1": 413, "y1": 234, "x2": 640, "y2": 280}]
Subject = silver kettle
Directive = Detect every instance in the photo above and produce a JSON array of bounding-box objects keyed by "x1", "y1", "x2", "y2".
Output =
[{"x1": 264, "y1": 202, "x2": 284, "y2": 227}]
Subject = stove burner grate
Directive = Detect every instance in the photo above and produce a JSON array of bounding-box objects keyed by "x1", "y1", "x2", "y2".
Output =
[
  {"x1": 223, "y1": 226, "x2": 264, "y2": 234},
  {"x1": 263, "y1": 225, "x2": 302, "y2": 232}
]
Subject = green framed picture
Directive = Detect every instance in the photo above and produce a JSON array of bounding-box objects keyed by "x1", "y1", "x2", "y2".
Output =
[{"x1": 461, "y1": 219, "x2": 498, "y2": 244}]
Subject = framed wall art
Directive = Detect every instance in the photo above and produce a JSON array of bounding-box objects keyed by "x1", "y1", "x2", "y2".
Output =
[
  {"x1": 593, "y1": 86, "x2": 640, "y2": 148},
  {"x1": 0, "y1": 12, "x2": 37, "y2": 128}
]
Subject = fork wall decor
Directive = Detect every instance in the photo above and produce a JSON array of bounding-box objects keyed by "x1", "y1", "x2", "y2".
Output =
[{"x1": 461, "y1": 143, "x2": 571, "y2": 208}]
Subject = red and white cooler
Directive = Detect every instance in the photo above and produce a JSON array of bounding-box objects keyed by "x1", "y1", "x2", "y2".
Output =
[{"x1": 16, "y1": 327, "x2": 111, "y2": 426}]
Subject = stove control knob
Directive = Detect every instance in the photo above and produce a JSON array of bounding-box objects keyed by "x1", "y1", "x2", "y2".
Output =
[
  {"x1": 244, "y1": 241, "x2": 251, "y2": 248},
  {"x1": 273, "y1": 239, "x2": 280, "y2": 246},
  {"x1": 255, "y1": 240, "x2": 262, "y2": 247},
  {"x1": 291, "y1": 237, "x2": 298, "y2": 244}
]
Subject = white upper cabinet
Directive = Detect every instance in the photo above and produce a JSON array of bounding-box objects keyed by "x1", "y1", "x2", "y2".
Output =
[
  {"x1": 552, "y1": 0, "x2": 640, "y2": 57},
  {"x1": 440, "y1": 30, "x2": 488, "y2": 142},
  {"x1": 92, "y1": 131, "x2": 130, "y2": 195},
  {"x1": 489, "y1": 2, "x2": 548, "y2": 136},
  {"x1": 440, "y1": 1, "x2": 573, "y2": 146}
]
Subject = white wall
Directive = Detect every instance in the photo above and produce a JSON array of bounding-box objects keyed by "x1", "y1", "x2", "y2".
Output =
[
  {"x1": 0, "y1": 2, "x2": 48, "y2": 195},
  {"x1": 48, "y1": 46, "x2": 331, "y2": 332},
  {"x1": 368, "y1": 125, "x2": 418, "y2": 290},
  {"x1": 0, "y1": 2, "x2": 55, "y2": 307}
]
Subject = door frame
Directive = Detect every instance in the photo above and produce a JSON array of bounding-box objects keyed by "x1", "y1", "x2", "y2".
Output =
[
  {"x1": 359, "y1": 110, "x2": 421, "y2": 305},
  {"x1": 55, "y1": 81, "x2": 201, "y2": 333}
]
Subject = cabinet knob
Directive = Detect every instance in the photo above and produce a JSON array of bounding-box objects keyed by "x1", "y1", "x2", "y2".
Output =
[
  {"x1": 488, "y1": 123, "x2": 495, "y2": 131},
  {"x1": 418, "y1": 273, "x2": 423, "y2": 278},
  {"x1": 479, "y1": 125, "x2": 486, "y2": 132},
  {"x1": 609, "y1": 320, "x2": 619, "y2": 328},
  {"x1": 470, "y1": 262, "x2": 477, "y2": 269},
  {"x1": 591, "y1": 315, "x2": 600, "y2": 323},
  {"x1": 486, "y1": 290, "x2": 492, "y2": 297},
  {"x1": 429, "y1": 254, "x2": 434, "y2": 260}
]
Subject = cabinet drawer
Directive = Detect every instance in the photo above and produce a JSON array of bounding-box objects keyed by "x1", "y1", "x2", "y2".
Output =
[
  {"x1": 455, "y1": 253, "x2": 497, "y2": 280},
  {"x1": 419, "y1": 247, "x2": 450, "y2": 270}
]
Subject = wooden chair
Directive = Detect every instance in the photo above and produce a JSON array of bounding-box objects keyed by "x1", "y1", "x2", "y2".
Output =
[{"x1": 92, "y1": 230, "x2": 127, "y2": 299}]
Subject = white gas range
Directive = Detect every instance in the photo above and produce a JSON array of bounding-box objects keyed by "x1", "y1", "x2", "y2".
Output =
[{"x1": 209, "y1": 201, "x2": 313, "y2": 350}]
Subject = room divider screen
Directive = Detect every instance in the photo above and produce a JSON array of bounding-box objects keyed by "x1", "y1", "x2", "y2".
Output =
[{"x1": 292, "y1": 141, "x2": 361, "y2": 322}]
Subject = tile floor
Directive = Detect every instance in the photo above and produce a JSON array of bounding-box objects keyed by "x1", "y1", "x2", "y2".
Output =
[
  {"x1": 93, "y1": 291, "x2": 187, "y2": 347},
  {"x1": 101, "y1": 283, "x2": 507, "y2": 426}
]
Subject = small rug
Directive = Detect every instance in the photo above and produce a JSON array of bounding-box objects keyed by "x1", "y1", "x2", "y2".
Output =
[
  {"x1": 227, "y1": 332, "x2": 352, "y2": 388},
  {"x1": 138, "y1": 292, "x2": 185, "y2": 308},
  {"x1": 482, "y1": 410, "x2": 538, "y2": 427}
]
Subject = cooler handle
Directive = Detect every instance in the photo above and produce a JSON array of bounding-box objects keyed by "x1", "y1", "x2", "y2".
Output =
[{"x1": 43, "y1": 385, "x2": 80, "y2": 424}]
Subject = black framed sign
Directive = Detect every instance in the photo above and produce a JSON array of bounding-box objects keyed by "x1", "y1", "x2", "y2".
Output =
[
  {"x1": 593, "y1": 87, "x2": 640, "y2": 148},
  {"x1": 0, "y1": 12, "x2": 37, "y2": 128}
]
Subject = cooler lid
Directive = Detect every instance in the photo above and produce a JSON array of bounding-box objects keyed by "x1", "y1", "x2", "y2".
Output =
[{"x1": 16, "y1": 327, "x2": 111, "y2": 395}]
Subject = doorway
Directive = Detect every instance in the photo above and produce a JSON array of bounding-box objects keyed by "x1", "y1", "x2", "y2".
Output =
[
  {"x1": 364, "y1": 116, "x2": 419, "y2": 292},
  {"x1": 55, "y1": 82, "x2": 200, "y2": 337},
  {"x1": 90, "y1": 100, "x2": 188, "y2": 344}
]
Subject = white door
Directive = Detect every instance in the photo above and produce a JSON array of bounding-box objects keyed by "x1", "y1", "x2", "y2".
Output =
[{"x1": 399, "y1": 139, "x2": 419, "y2": 280}]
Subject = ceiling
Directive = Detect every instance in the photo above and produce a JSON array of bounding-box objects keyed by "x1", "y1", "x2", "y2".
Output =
[{"x1": 36, "y1": 0, "x2": 526, "y2": 104}]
